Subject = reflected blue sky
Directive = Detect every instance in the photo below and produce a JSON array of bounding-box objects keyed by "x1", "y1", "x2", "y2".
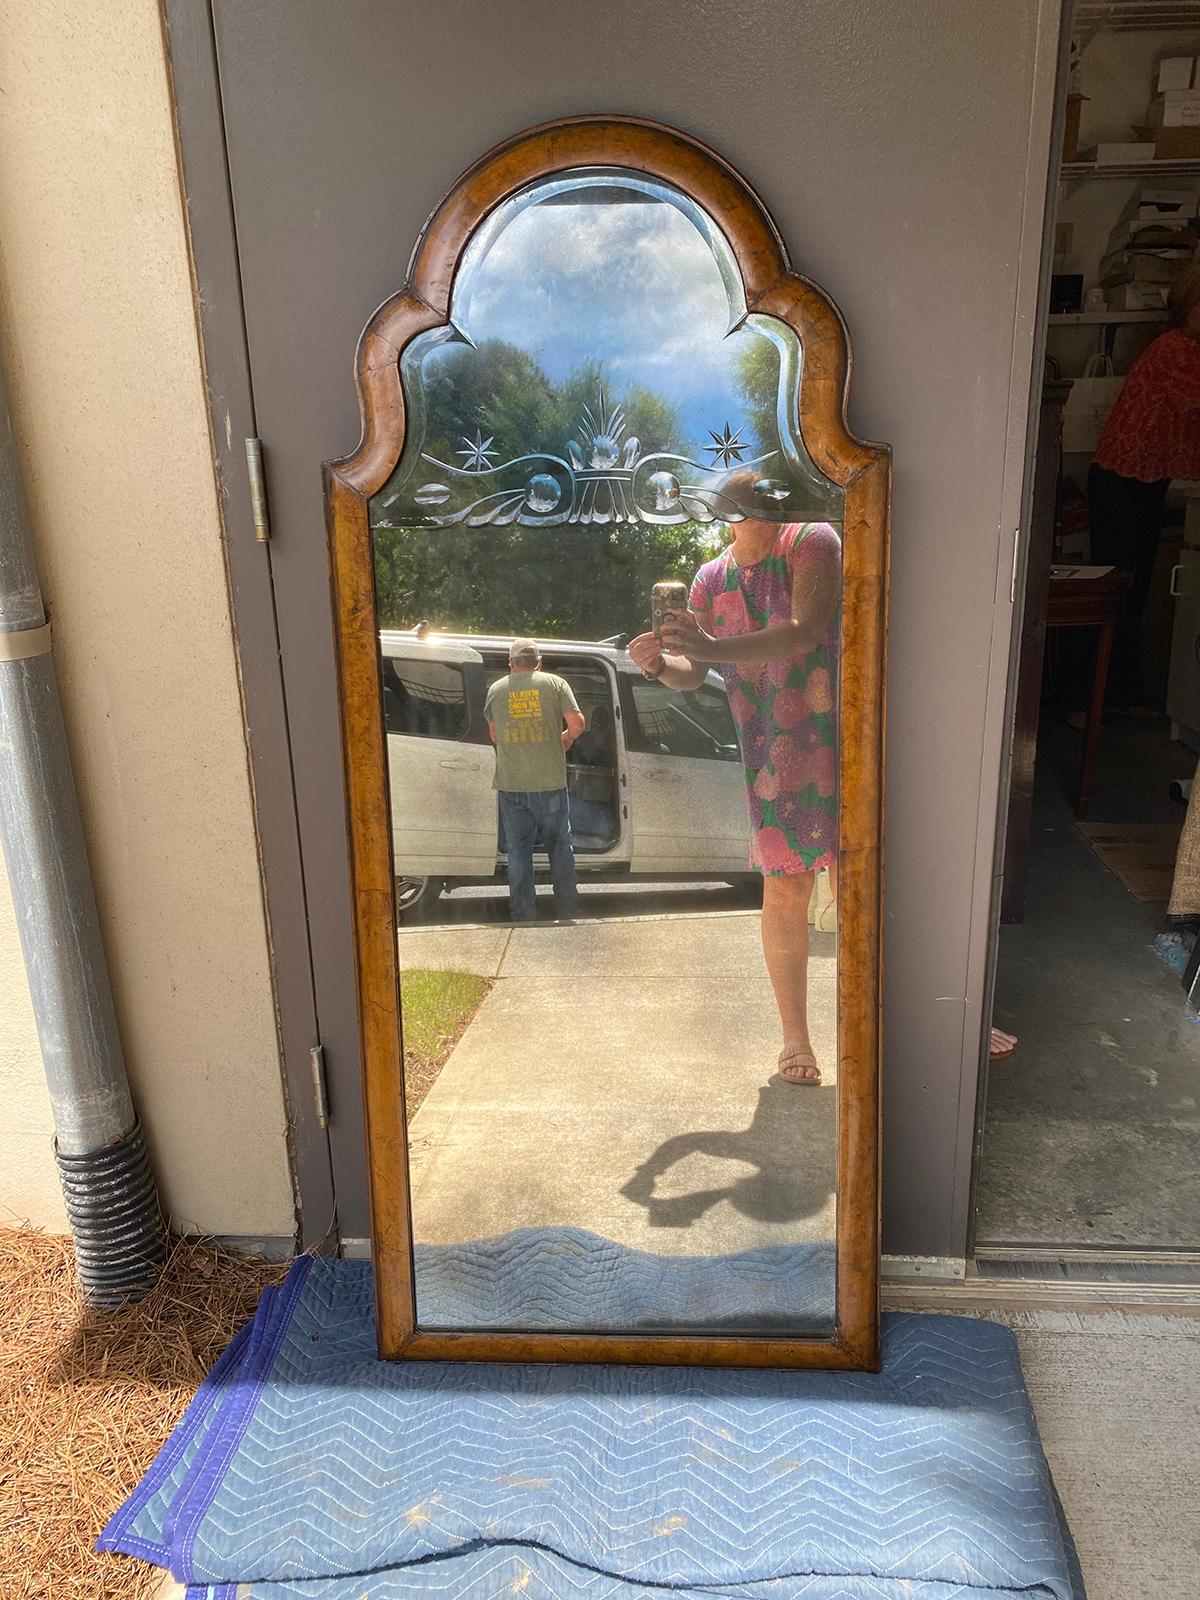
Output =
[
  {"x1": 454, "y1": 190, "x2": 750, "y2": 448},
  {"x1": 372, "y1": 171, "x2": 842, "y2": 528}
]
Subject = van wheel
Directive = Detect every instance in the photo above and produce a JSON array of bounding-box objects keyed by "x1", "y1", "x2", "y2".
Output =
[{"x1": 395, "y1": 876, "x2": 444, "y2": 919}]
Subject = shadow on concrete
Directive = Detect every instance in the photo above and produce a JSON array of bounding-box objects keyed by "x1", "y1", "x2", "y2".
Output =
[{"x1": 619, "y1": 1079, "x2": 836, "y2": 1231}]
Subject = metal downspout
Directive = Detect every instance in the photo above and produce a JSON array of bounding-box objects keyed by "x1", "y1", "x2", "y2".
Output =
[{"x1": 0, "y1": 359, "x2": 163, "y2": 1305}]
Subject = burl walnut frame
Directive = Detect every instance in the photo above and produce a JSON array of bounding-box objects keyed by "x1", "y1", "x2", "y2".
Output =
[{"x1": 324, "y1": 116, "x2": 889, "y2": 1369}]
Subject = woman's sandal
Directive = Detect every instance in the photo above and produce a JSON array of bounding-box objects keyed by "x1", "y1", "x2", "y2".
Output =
[{"x1": 778, "y1": 1047, "x2": 822, "y2": 1085}]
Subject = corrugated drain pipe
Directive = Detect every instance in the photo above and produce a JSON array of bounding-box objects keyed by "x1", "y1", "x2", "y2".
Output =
[{"x1": 0, "y1": 359, "x2": 163, "y2": 1305}]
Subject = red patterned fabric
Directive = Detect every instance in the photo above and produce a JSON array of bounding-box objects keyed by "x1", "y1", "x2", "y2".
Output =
[
  {"x1": 689, "y1": 524, "x2": 840, "y2": 874},
  {"x1": 1093, "y1": 327, "x2": 1200, "y2": 483}
]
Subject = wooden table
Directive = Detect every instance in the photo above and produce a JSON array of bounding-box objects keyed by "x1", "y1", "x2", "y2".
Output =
[{"x1": 1045, "y1": 565, "x2": 1131, "y2": 819}]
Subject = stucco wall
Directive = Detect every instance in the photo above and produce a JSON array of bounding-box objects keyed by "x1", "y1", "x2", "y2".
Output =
[{"x1": 0, "y1": 1, "x2": 295, "y2": 1238}]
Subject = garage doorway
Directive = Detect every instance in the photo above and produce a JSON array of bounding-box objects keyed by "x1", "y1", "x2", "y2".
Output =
[{"x1": 976, "y1": 3, "x2": 1200, "y2": 1281}]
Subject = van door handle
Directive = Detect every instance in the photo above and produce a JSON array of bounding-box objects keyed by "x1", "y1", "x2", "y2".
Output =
[
  {"x1": 1171, "y1": 563, "x2": 1184, "y2": 597},
  {"x1": 646, "y1": 769, "x2": 681, "y2": 782},
  {"x1": 439, "y1": 758, "x2": 482, "y2": 771}
]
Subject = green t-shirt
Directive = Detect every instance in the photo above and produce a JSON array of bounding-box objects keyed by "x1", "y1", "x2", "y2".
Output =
[{"x1": 485, "y1": 670, "x2": 580, "y2": 793}]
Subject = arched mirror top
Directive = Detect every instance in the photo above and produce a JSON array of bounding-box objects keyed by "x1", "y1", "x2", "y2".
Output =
[
  {"x1": 333, "y1": 117, "x2": 874, "y2": 503},
  {"x1": 370, "y1": 166, "x2": 841, "y2": 535}
]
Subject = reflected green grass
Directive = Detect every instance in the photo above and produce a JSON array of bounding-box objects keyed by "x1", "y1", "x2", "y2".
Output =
[{"x1": 401, "y1": 968, "x2": 492, "y2": 1120}]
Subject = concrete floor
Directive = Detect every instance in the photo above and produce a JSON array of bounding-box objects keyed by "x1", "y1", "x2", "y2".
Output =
[
  {"x1": 977, "y1": 715, "x2": 1200, "y2": 1248},
  {"x1": 890, "y1": 1293, "x2": 1200, "y2": 1600},
  {"x1": 398, "y1": 902, "x2": 837, "y2": 1329}
]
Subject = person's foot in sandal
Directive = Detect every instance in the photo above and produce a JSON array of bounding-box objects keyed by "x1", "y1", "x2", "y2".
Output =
[
  {"x1": 778, "y1": 1044, "x2": 821, "y2": 1085},
  {"x1": 988, "y1": 1027, "x2": 1017, "y2": 1062}
]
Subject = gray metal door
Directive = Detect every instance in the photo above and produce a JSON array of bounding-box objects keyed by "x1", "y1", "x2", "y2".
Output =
[{"x1": 166, "y1": 0, "x2": 1061, "y2": 1258}]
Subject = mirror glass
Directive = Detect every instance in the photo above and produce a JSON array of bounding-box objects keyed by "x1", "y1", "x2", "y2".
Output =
[{"x1": 368, "y1": 169, "x2": 844, "y2": 1337}]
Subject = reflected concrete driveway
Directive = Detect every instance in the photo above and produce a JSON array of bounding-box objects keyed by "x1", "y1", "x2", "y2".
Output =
[{"x1": 399, "y1": 898, "x2": 837, "y2": 1256}]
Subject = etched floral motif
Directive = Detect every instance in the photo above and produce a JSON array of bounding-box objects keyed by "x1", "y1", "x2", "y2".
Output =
[
  {"x1": 705, "y1": 421, "x2": 749, "y2": 469},
  {"x1": 406, "y1": 390, "x2": 776, "y2": 529}
]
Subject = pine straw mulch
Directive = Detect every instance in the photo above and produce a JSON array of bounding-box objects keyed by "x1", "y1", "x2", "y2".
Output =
[{"x1": 0, "y1": 1227, "x2": 290, "y2": 1599}]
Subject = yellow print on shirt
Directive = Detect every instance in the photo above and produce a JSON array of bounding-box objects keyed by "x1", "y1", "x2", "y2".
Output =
[
  {"x1": 507, "y1": 689, "x2": 542, "y2": 719},
  {"x1": 503, "y1": 723, "x2": 549, "y2": 745}
]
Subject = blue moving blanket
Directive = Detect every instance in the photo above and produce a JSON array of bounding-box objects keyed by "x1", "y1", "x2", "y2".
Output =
[
  {"x1": 99, "y1": 1253, "x2": 1085, "y2": 1600},
  {"x1": 412, "y1": 1227, "x2": 836, "y2": 1333}
]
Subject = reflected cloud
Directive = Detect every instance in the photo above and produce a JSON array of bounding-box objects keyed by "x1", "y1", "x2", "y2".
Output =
[
  {"x1": 464, "y1": 201, "x2": 738, "y2": 425},
  {"x1": 372, "y1": 170, "x2": 841, "y2": 530}
]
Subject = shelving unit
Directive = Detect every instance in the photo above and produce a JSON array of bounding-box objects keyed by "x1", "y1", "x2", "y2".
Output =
[
  {"x1": 1048, "y1": 309, "x2": 1169, "y2": 323},
  {"x1": 1062, "y1": 157, "x2": 1200, "y2": 178},
  {"x1": 1050, "y1": 17, "x2": 1200, "y2": 420}
]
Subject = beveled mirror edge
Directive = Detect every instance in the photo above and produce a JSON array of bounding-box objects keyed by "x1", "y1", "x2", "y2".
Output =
[{"x1": 324, "y1": 114, "x2": 888, "y2": 1371}]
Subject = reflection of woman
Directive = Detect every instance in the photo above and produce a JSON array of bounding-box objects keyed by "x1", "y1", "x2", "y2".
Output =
[
  {"x1": 1085, "y1": 265, "x2": 1200, "y2": 711},
  {"x1": 629, "y1": 502, "x2": 841, "y2": 1085}
]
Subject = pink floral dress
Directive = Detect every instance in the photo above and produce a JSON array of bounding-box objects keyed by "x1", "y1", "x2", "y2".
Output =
[{"x1": 689, "y1": 523, "x2": 840, "y2": 875}]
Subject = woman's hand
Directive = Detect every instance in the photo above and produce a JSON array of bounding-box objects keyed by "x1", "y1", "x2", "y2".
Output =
[
  {"x1": 659, "y1": 610, "x2": 720, "y2": 661},
  {"x1": 628, "y1": 631, "x2": 665, "y2": 675}
]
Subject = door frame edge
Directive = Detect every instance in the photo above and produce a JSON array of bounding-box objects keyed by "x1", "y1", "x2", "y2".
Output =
[
  {"x1": 158, "y1": 0, "x2": 337, "y2": 1251},
  {"x1": 961, "y1": 0, "x2": 1075, "y2": 1260}
]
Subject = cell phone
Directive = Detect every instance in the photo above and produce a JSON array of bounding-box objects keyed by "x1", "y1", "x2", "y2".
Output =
[{"x1": 651, "y1": 580, "x2": 689, "y2": 639}]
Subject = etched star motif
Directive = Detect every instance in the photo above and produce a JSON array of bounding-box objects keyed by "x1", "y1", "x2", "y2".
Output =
[
  {"x1": 456, "y1": 428, "x2": 498, "y2": 472},
  {"x1": 705, "y1": 422, "x2": 748, "y2": 469}
]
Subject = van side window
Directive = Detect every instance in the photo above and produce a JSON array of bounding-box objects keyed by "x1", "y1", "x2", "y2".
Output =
[
  {"x1": 382, "y1": 658, "x2": 468, "y2": 740},
  {"x1": 627, "y1": 677, "x2": 741, "y2": 761}
]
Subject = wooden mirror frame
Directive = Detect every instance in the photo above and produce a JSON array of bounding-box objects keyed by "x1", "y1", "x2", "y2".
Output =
[{"x1": 324, "y1": 115, "x2": 889, "y2": 1370}]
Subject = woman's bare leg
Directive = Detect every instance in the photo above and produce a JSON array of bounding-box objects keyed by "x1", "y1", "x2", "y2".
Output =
[{"x1": 761, "y1": 872, "x2": 818, "y2": 1080}]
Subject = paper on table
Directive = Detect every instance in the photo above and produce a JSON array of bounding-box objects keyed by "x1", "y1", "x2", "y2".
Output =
[{"x1": 1050, "y1": 564, "x2": 1115, "y2": 579}]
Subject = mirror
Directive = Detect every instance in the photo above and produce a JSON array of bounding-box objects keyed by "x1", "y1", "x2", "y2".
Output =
[{"x1": 327, "y1": 118, "x2": 886, "y2": 1368}]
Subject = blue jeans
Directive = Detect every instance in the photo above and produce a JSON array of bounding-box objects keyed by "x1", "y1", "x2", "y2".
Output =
[{"x1": 498, "y1": 788, "x2": 578, "y2": 919}]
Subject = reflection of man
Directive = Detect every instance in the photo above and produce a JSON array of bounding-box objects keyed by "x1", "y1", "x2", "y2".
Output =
[{"x1": 486, "y1": 639, "x2": 585, "y2": 922}]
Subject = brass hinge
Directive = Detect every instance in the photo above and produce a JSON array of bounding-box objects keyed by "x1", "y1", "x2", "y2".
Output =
[
  {"x1": 309, "y1": 1045, "x2": 330, "y2": 1130},
  {"x1": 245, "y1": 437, "x2": 271, "y2": 542}
]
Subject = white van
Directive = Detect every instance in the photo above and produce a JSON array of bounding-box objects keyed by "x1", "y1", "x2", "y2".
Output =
[{"x1": 380, "y1": 630, "x2": 754, "y2": 913}]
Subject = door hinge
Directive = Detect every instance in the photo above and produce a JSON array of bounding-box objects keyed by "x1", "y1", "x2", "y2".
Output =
[
  {"x1": 309, "y1": 1044, "x2": 330, "y2": 1130},
  {"x1": 245, "y1": 437, "x2": 271, "y2": 542}
]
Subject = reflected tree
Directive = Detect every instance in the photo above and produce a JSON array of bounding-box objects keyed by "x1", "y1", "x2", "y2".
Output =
[{"x1": 376, "y1": 344, "x2": 729, "y2": 639}]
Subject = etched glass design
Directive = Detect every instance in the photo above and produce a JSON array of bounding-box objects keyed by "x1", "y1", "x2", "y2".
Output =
[{"x1": 369, "y1": 171, "x2": 840, "y2": 533}]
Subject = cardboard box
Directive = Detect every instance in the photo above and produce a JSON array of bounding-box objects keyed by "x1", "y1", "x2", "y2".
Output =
[
  {"x1": 1157, "y1": 55, "x2": 1195, "y2": 92},
  {"x1": 1095, "y1": 141, "x2": 1157, "y2": 163},
  {"x1": 1149, "y1": 89, "x2": 1200, "y2": 127},
  {"x1": 1114, "y1": 219, "x2": 1196, "y2": 249},
  {"x1": 1136, "y1": 125, "x2": 1200, "y2": 159},
  {"x1": 1103, "y1": 251, "x2": 1185, "y2": 285},
  {"x1": 1107, "y1": 281, "x2": 1171, "y2": 309}
]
